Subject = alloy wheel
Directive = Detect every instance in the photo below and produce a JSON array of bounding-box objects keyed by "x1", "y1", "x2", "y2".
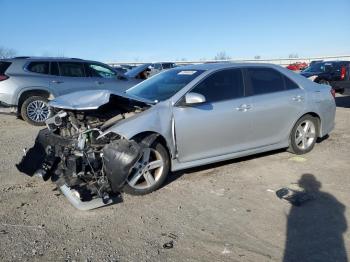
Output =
[
  {"x1": 295, "y1": 120, "x2": 316, "y2": 150},
  {"x1": 127, "y1": 148, "x2": 164, "y2": 190},
  {"x1": 26, "y1": 100, "x2": 50, "y2": 123}
]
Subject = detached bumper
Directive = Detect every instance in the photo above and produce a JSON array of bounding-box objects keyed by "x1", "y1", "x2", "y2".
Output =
[
  {"x1": 16, "y1": 129, "x2": 133, "y2": 210},
  {"x1": 60, "y1": 184, "x2": 119, "y2": 211}
]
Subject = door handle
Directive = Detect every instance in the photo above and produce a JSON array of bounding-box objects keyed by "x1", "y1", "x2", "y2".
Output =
[
  {"x1": 292, "y1": 95, "x2": 304, "y2": 102},
  {"x1": 236, "y1": 104, "x2": 252, "y2": 112},
  {"x1": 51, "y1": 80, "x2": 63, "y2": 84},
  {"x1": 95, "y1": 81, "x2": 104, "y2": 85}
]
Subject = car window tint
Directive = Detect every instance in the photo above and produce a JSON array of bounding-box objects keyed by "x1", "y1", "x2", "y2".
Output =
[
  {"x1": 0, "y1": 62, "x2": 11, "y2": 74},
  {"x1": 59, "y1": 62, "x2": 85, "y2": 77},
  {"x1": 192, "y1": 69, "x2": 244, "y2": 102},
  {"x1": 284, "y1": 76, "x2": 299, "y2": 90},
  {"x1": 27, "y1": 62, "x2": 49, "y2": 74},
  {"x1": 50, "y1": 62, "x2": 60, "y2": 76},
  {"x1": 153, "y1": 63, "x2": 162, "y2": 70},
  {"x1": 162, "y1": 63, "x2": 173, "y2": 69},
  {"x1": 247, "y1": 68, "x2": 285, "y2": 95},
  {"x1": 86, "y1": 63, "x2": 116, "y2": 78}
]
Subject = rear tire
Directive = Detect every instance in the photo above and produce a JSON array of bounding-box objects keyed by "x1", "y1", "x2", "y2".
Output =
[
  {"x1": 122, "y1": 140, "x2": 170, "y2": 195},
  {"x1": 288, "y1": 115, "x2": 318, "y2": 155},
  {"x1": 20, "y1": 95, "x2": 51, "y2": 126}
]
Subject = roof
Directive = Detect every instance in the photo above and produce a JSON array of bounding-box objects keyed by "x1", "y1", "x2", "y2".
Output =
[
  {"x1": 177, "y1": 62, "x2": 284, "y2": 71},
  {"x1": 3, "y1": 57, "x2": 102, "y2": 63}
]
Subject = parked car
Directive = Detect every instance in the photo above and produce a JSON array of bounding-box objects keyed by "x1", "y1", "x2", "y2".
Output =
[
  {"x1": 286, "y1": 62, "x2": 308, "y2": 71},
  {"x1": 0, "y1": 57, "x2": 142, "y2": 125},
  {"x1": 122, "y1": 62, "x2": 177, "y2": 79},
  {"x1": 124, "y1": 63, "x2": 153, "y2": 80},
  {"x1": 111, "y1": 66, "x2": 128, "y2": 75},
  {"x1": 148, "y1": 62, "x2": 176, "y2": 76},
  {"x1": 17, "y1": 63, "x2": 335, "y2": 210},
  {"x1": 309, "y1": 60, "x2": 323, "y2": 67},
  {"x1": 300, "y1": 61, "x2": 350, "y2": 93}
]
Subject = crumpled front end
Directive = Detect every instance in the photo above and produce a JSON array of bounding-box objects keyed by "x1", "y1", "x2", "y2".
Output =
[{"x1": 16, "y1": 94, "x2": 149, "y2": 210}]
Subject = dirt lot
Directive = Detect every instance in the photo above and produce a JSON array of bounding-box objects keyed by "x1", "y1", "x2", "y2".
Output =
[{"x1": 0, "y1": 95, "x2": 349, "y2": 262}]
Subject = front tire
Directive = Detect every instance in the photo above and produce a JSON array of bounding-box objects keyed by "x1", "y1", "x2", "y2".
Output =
[
  {"x1": 20, "y1": 96, "x2": 51, "y2": 126},
  {"x1": 288, "y1": 115, "x2": 318, "y2": 155},
  {"x1": 122, "y1": 140, "x2": 170, "y2": 195},
  {"x1": 318, "y1": 79, "x2": 330, "y2": 86}
]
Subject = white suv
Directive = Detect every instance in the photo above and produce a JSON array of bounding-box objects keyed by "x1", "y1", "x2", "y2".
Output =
[{"x1": 0, "y1": 57, "x2": 140, "y2": 125}]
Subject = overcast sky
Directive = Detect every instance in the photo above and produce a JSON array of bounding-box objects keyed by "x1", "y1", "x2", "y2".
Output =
[{"x1": 1, "y1": 0, "x2": 350, "y2": 62}]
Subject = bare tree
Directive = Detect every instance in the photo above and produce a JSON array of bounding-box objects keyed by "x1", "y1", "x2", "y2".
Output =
[
  {"x1": 214, "y1": 51, "x2": 231, "y2": 61},
  {"x1": 0, "y1": 47, "x2": 17, "y2": 59},
  {"x1": 254, "y1": 55, "x2": 261, "y2": 59},
  {"x1": 288, "y1": 53, "x2": 299, "y2": 59}
]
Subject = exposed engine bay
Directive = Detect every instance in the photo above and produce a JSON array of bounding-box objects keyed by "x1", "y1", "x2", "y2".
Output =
[{"x1": 17, "y1": 94, "x2": 151, "y2": 210}]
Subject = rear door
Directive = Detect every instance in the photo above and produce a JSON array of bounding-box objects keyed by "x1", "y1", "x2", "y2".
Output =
[
  {"x1": 244, "y1": 67, "x2": 306, "y2": 147},
  {"x1": 24, "y1": 61, "x2": 53, "y2": 90},
  {"x1": 173, "y1": 68, "x2": 254, "y2": 162},
  {"x1": 50, "y1": 62, "x2": 94, "y2": 96}
]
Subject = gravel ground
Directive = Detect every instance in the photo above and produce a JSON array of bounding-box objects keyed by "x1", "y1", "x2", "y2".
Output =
[{"x1": 0, "y1": 95, "x2": 349, "y2": 262}]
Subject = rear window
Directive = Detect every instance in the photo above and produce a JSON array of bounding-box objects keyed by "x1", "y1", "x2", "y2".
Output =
[
  {"x1": 0, "y1": 62, "x2": 11, "y2": 74},
  {"x1": 27, "y1": 62, "x2": 49, "y2": 74},
  {"x1": 284, "y1": 76, "x2": 299, "y2": 90}
]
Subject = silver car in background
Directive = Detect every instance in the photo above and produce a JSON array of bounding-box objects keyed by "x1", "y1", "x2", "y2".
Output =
[
  {"x1": 18, "y1": 63, "x2": 335, "y2": 210},
  {"x1": 0, "y1": 57, "x2": 141, "y2": 125}
]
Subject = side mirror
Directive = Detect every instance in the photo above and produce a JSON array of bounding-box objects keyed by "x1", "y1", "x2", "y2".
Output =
[{"x1": 185, "y1": 92, "x2": 206, "y2": 105}]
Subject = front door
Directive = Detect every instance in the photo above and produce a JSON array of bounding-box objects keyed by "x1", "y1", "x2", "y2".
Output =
[{"x1": 173, "y1": 68, "x2": 253, "y2": 163}]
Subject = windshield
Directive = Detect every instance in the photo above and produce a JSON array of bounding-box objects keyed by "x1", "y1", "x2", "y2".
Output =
[
  {"x1": 303, "y1": 62, "x2": 331, "y2": 73},
  {"x1": 126, "y1": 69, "x2": 205, "y2": 102}
]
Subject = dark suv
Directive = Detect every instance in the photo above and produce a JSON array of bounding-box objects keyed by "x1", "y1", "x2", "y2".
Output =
[
  {"x1": 300, "y1": 61, "x2": 350, "y2": 93},
  {"x1": 0, "y1": 57, "x2": 140, "y2": 125}
]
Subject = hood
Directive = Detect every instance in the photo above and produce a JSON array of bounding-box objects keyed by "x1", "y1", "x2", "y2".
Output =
[
  {"x1": 125, "y1": 64, "x2": 152, "y2": 78},
  {"x1": 300, "y1": 71, "x2": 323, "y2": 77},
  {"x1": 49, "y1": 90, "x2": 154, "y2": 110}
]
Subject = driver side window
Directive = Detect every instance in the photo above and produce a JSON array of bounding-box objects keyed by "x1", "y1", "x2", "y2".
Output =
[{"x1": 191, "y1": 69, "x2": 244, "y2": 103}]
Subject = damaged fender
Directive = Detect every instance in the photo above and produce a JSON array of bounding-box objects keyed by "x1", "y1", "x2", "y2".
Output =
[
  {"x1": 99, "y1": 101, "x2": 176, "y2": 158},
  {"x1": 103, "y1": 140, "x2": 142, "y2": 193}
]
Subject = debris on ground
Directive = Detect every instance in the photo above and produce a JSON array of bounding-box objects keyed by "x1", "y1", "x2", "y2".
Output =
[
  {"x1": 289, "y1": 156, "x2": 307, "y2": 162},
  {"x1": 276, "y1": 187, "x2": 315, "y2": 206},
  {"x1": 163, "y1": 240, "x2": 174, "y2": 249}
]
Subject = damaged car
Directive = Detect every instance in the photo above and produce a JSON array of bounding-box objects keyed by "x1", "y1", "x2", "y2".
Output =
[{"x1": 17, "y1": 63, "x2": 336, "y2": 210}]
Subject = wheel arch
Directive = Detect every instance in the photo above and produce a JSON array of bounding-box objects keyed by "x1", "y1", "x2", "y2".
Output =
[
  {"x1": 17, "y1": 89, "x2": 54, "y2": 114},
  {"x1": 131, "y1": 131, "x2": 172, "y2": 157},
  {"x1": 294, "y1": 112, "x2": 322, "y2": 137},
  {"x1": 130, "y1": 131, "x2": 173, "y2": 173}
]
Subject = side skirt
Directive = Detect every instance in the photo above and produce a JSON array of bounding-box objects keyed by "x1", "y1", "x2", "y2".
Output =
[{"x1": 170, "y1": 142, "x2": 288, "y2": 172}]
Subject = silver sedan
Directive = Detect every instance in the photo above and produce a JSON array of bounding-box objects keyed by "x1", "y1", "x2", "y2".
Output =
[{"x1": 18, "y1": 63, "x2": 336, "y2": 209}]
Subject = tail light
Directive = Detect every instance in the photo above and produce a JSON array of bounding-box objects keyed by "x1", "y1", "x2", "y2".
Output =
[
  {"x1": 331, "y1": 88, "x2": 336, "y2": 98},
  {"x1": 0, "y1": 75, "x2": 9, "y2": 81},
  {"x1": 340, "y1": 66, "x2": 346, "y2": 80}
]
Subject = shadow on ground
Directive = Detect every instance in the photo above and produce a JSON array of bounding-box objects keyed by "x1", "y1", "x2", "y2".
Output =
[{"x1": 283, "y1": 174, "x2": 348, "y2": 262}]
